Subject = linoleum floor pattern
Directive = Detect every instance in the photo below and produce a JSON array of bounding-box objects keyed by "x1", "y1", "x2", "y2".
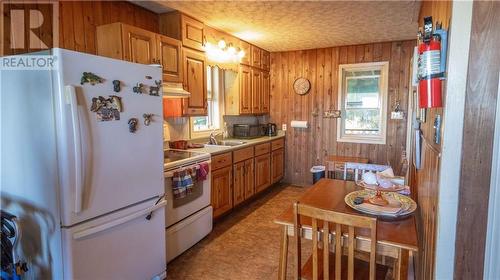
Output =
[{"x1": 167, "y1": 184, "x2": 310, "y2": 279}]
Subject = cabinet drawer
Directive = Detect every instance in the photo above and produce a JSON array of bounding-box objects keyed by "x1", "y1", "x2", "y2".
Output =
[
  {"x1": 254, "y1": 142, "x2": 270, "y2": 156},
  {"x1": 271, "y1": 138, "x2": 284, "y2": 151},
  {"x1": 212, "y1": 152, "x2": 232, "y2": 170},
  {"x1": 233, "y1": 146, "x2": 254, "y2": 163}
]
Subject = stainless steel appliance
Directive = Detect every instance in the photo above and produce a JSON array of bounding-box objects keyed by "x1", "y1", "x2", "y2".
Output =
[
  {"x1": 233, "y1": 124, "x2": 265, "y2": 139},
  {"x1": 164, "y1": 149, "x2": 212, "y2": 262}
]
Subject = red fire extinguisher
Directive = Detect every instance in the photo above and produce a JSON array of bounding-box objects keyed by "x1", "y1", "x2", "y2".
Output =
[{"x1": 418, "y1": 16, "x2": 442, "y2": 108}]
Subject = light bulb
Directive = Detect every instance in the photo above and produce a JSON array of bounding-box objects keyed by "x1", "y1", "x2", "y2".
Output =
[
  {"x1": 238, "y1": 50, "x2": 245, "y2": 58},
  {"x1": 218, "y1": 40, "x2": 226, "y2": 49},
  {"x1": 228, "y1": 46, "x2": 236, "y2": 55}
]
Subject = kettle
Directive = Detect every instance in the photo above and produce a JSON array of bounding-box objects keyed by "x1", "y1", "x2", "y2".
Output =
[{"x1": 267, "y1": 123, "x2": 277, "y2": 136}]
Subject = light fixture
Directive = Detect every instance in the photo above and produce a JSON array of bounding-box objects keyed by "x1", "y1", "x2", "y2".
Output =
[{"x1": 206, "y1": 39, "x2": 245, "y2": 63}]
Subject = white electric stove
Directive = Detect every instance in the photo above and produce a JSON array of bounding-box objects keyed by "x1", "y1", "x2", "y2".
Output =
[{"x1": 163, "y1": 149, "x2": 212, "y2": 262}]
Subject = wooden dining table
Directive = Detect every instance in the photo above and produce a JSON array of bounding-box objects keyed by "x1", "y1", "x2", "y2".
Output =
[{"x1": 274, "y1": 179, "x2": 418, "y2": 280}]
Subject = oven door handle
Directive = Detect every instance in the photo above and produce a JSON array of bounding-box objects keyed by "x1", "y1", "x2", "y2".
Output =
[{"x1": 164, "y1": 160, "x2": 211, "y2": 178}]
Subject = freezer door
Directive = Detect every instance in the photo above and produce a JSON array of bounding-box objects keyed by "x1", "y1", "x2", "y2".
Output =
[
  {"x1": 61, "y1": 197, "x2": 166, "y2": 280},
  {"x1": 52, "y1": 49, "x2": 164, "y2": 226}
]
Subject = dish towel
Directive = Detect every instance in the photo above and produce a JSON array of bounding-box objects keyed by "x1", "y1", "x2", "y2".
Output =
[
  {"x1": 197, "y1": 162, "x2": 210, "y2": 181},
  {"x1": 172, "y1": 170, "x2": 194, "y2": 199}
]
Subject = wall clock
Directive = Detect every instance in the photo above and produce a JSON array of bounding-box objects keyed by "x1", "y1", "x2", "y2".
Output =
[{"x1": 293, "y1": 77, "x2": 311, "y2": 95}]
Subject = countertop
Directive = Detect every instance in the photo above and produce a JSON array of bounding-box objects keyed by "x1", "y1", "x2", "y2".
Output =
[{"x1": 189, "y1": 131, "x2": 286, "y2": 155}]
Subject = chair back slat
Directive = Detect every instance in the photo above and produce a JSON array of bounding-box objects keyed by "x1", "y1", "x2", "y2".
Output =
[
  {"x1": 323, "y1": 222, "x2": 330, "y2": 280},
  {"x1": 335, "y1": 223, "x2": 342, "y2": 280},
  {"x1": 342, "y1": 162, "x2": 391, "y2": 181},
  {"x1": 293, "y1": 202, "x2": 377, "y2": 280},
  {"x1": 312, "y1": 218, "x2": 318, "y2": 280},
  {"x1": 348, "y1": 226, "x2": 354, "y2": 280}
]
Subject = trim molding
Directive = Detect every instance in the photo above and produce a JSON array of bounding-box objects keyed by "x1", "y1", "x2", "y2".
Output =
[
  {"x1": 434, "y1": 1, "x2": 473, "y2": 278},
  {"x1": 484, "y1": 72, "x2": 500, "y2": 279}
]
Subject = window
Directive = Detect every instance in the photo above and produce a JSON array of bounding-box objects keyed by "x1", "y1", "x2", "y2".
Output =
[
  {"x1": 190, "y1": 66, "x2": 223, "y2": 138},
  {"x1": 337, "y1": 62, "x2": 389, "y2": 144}
]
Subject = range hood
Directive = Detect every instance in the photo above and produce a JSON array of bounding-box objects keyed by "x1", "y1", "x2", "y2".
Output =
[{"x1": 162, "y1": 82, "x2": 191, "y2": 98}]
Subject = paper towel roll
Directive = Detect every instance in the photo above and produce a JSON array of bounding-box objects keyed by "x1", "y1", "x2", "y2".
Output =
[{"x1": 291, "y1": 120, "x2": 308, "y2": 128}]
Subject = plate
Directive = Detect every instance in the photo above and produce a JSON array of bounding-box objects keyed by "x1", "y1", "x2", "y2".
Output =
[{"x1": 345, "y1": 190, "x2": 417, "y2": 217}]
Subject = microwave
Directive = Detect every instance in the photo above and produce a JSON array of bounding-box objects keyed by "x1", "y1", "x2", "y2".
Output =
[{"x1": 233, "y1": 124, "x2": 265, "y2": 139}]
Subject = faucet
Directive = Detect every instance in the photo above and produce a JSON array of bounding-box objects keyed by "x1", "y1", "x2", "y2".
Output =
[{"x1": 209, "y1": 130, "x2": 221, "y2": 145}]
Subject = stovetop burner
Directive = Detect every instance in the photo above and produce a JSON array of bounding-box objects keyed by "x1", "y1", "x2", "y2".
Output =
[{"x1": 164, "y1": 149, "x2": 210, "y2": 170}]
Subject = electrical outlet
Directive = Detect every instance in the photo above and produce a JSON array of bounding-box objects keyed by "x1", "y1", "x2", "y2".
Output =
[{"x1": 282, "y1": 124, "x2": 287, "y2": 131}]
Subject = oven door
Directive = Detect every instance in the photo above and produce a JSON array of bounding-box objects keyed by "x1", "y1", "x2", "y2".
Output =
[{"x1": 165, "y1": 161, "x2": 211, "y2": 227}]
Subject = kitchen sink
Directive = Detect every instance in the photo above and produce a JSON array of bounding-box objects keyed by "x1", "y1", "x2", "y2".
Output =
[{"x1": 205, "y1": 140, "x2": 246, "y2": 147}]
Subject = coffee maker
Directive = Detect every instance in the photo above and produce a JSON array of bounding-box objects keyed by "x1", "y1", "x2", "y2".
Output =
[{"x1": 266, "y1": 123, "x2": 277, "y2": 136}]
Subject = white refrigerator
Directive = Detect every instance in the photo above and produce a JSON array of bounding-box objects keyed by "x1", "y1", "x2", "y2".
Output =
[{"x1": 1, "y1": 48, "x2": 166, "y2": 280}]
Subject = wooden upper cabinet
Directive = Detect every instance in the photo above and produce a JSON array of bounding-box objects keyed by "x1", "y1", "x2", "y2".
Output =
[
  {"x1": 211, "y1": 166, "x2": 233, "y2": 218},
  {"x1": 251, "y1": 68, "x2": 262, "y2": 114},
  {"x1": 122, "y1": 24, "x2": 157, "y2": 65},
  {"x1": 240, "y1": 65, "x2": 253, "y2": 114},
  {"x1": 181, "y1": 15, "x2": 205, "y2": 51},
  {"x1": 157, "y1": 35, "x2": 183, "y2": 83},
  {"x1": 262, "y1": 50, "x2": 270, "y2": 71},
  {"x1": 261, "y1": 71, "x2": 270, "y2": 113},
  {"x1": 255, "y1": 153, "x2": 271, "y2": 193},
  {"x1": 239, "y1": 40, "x2": 252, "y2": 66},
  {"x1": 97, "y1": 23, "x2": 156, "y2": 64},
  {"x1": 271, "y1": 148, "x2": 284, "y2": 183},
  {"x1": 251, "y1": 45, "x2": 262, "y2": 68},
  {"x1": 159, "y1": 12, "x2": 205, "y2": 52},
  {"x1": 182, "y1": 48, "x2": 207, "y2": 116}
]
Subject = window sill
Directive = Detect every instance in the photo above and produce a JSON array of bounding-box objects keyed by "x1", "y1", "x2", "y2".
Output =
[
  {"x1": 337, "y1": 135, "x2": 386, "y2": 145},
  {"x1": 190, "y1": 129, "x2": 221, "y2": 140}
]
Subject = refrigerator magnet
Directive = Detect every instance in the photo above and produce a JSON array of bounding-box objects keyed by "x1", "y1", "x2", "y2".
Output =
[
  {"x1": 112, "y1": 80, "x2": 121, "y2": 92},
  {"x1": 128, "y1": 118, "x2": 139, "y2": 133},
  {"x1": 80, "y1": 72, "x2": 103, "y2": 85},
  {"x1": 143, "y1": 114, "x2": 153, "y2": 126},
  {"x1": 133, "y1": 83, "x2": 145, "y2": 94}
]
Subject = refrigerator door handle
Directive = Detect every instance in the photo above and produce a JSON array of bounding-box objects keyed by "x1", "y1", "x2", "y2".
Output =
[
  {"x1": 73, "y1": 198, "x2": 167, "y2": 240},
  {"x1": 65, "y1": 85, "x2": 84, "y2": 213}
]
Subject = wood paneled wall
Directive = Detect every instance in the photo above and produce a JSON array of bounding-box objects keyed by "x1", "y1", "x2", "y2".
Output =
[
  {"x1": 409, "y1": 1, "x2": 451, "y2": 279},
  {"x1": 58, "y1": 1, "x2": 158, "y2": 54},
  {"x1": 454, "y1": 1, "x2": 500, "y2": 279},
  {"x1": 269, "y1": 40, "x2": 415, "y2": 186}
]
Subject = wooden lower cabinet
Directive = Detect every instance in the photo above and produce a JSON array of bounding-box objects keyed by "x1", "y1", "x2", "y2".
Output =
[
  {"x1": 211, "y1": 166, "x2": 233, "y2": 218},
  {"x1": 255, "y1": 153, "x2": 271, "y2": 193},
  {"x1": 244, "y1": 159, "x2": 255, "y2": 199},
  {"x1": 271, "y1": 148, "x2": 284, "y2": 183},
  {"x1": 233, "y1": 158, "x2": 255, "y2": 207}
]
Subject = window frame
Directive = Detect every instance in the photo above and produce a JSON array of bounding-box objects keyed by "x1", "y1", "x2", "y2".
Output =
[
  {"x1": 337, "y1": 61, "x2": 389, "y2": 145},
  {"x1": 190, "y1": 66, "x2": 224, "y2": 139}
]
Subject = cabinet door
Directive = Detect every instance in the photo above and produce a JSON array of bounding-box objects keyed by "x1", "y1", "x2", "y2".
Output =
[
  {"x1": 271, "y1": 148, "x2": 284, "y2": 183},
  {"x1": 244, "y1": 158, "x2": 255, "y2": 199},
  {"x1": 233, "y1": 162, "x2": 245, "y2": 207},
  {"x1": 255, "y1": 153, "x2": 271, "y2": 193},
  {"x1": 251, "y1": 45, "x2": 262, "y2": 68},
  {"x1": 122, "y1": 25, "x2": 157, "y2": 65},
  {"x1": 251, "y1": 69, "x2": 262, "y2": 114},
  {"x1": 211, "y1": 166, "x2": 233, "y2": 218},
  {"x1": 240, "y1": 65, "x2": 252, "y2": 114},
  {"x1": 239, "y1": 40, "x2": 251, "y2": 65},
  {"x1": 262, "y1": 51, "x2": 270, "y2": 71},
  {"x1": 157, "y1": 35, "x2": 183, "y2": 83},
  {"x1": 261, "y1": 71, "x2": 270, "y2": 113},
  {"x1": 183, "y1": 48, "x2": 207, "y2": 115},
  {"x1": 181, "y1": 15, "x2": 205, "y2": 52}
]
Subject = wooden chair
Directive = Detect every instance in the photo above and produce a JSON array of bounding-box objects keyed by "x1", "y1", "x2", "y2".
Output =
[
  {"x1": 293, "y1": 201, "x2": 389, "y2": 280},
  {"x1": 342, "y1": 163, "x2": 391, "y2": 182}
]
